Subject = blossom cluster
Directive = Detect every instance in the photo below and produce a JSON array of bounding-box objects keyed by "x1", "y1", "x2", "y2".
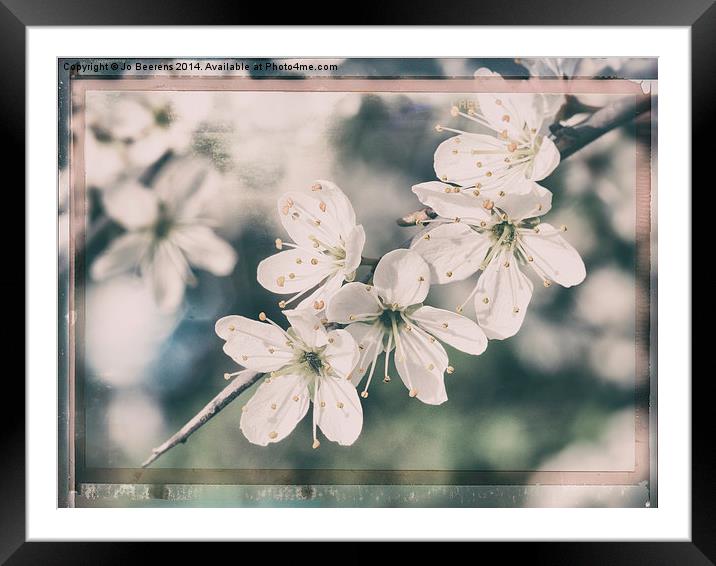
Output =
[{"x1": 216, "y1": 69, "x2": 586, "y2": 449}]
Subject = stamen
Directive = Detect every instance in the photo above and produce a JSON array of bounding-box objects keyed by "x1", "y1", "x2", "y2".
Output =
[{"x1": 275, "y1": 238, "x2": 283, "y2": 250}]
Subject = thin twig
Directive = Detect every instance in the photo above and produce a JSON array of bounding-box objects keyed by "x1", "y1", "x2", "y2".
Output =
[
  {"x1": 397, "y1": 93, "x2": 651, "y2": 226},
  {"x1": 141, "y1": 370, "x2": 261, "y2": 468}
]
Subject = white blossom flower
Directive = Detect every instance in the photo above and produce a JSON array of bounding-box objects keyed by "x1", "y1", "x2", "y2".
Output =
[
  {"x1": 410, "y1": 185, "x2": 586, "y2": 340},
  {"x1": 325, "y1": 249, "x2": 487, "y2": 405},
  {"x1": 90, "y1": 167, "x2": 237, "y2": 312},
  {"x1": 257, "y1": 181, "x2": 366, "y2": 312},
  {"x1": 215, "y1": 309, "x2": 361, "y2": 448},
  {"x1": 431, "y1": 68, "x2": 560, "y2": 205},
  {"x1": 86, "y1": 91, "x2": 212, "y2": 171}
]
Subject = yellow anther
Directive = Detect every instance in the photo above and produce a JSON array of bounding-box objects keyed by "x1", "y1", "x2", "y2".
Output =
[
  {"x1": 259, "y1": 312, "x2": 267, "y2": 321},
  {"x1": 319, "y1": 201, "x2": 327, "y2": 212},
  {"x1": 276, "y1": 276, "x2": 285, "y2": 288},
  {"x1": 311, "y1": 258, "x2": 319, "y2": 265},
  {"x1": 483, "y1": 297, "x2": 490, "y2": 304},
  {"x1": 446, "y1": 366, "x2": 455, "y2": 374},
  {"x1": 446, "y1": 271, "x2": 453, "y2": 278},
  {"x1": 409, "y1": 389, "x2": 418, "y2": 398},
  {"x1": 312, "y1": 183, "x2": 322, "y2": 191},
  {"x1": 543, "y1": 280, "x2": 552, "y2": 288},
  {"x1": 312, "y1": 439, "x2": 321, "y2": 449},
  {"x1": 360, "y1": 391, "x2": 369, "y2": 399},
  {"x1": 278, "y1": 300, "x2": 287, "y2": 308},
  {"x1": 275, "y1": 238, "x2": 283, "y2": 250},
  {"x1": 269, "y1": 431, "x2": 278, "y2": 439},
  {"x1": 313, "y1": 300, "x2": 324, "y2": 310},
  {"x1": 450, "y1": 106, "x2": 460, "y2": 117}
]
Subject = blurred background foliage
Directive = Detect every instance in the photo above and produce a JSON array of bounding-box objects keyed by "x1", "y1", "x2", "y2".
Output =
[{"x1": 61, "y1": 58, "x2": 653, "y2": 507}]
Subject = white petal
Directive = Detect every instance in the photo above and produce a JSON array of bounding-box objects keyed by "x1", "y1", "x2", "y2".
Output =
[
  {"x1": 410, "y1": 222, "x2": 490, "y2": 284},
  {"x1": 475, "y1": 250, "x2": 533, "y2": 340},
  {"x1": 172, "y1": 225, "x2": 237, "y2": 276},
  {"x1": 90, "y1": 232, "x2": 149, "y2": 280},
  {"x1": 394, "y1": 325, "x2": 448, "y2": 405},
  {"x1": 315, "y1": 375, "x2": 363, "y2": 445},
  {"x1": 153, "y1": 157, "x2": 211, "y2": 217},
  {"x1": 434, "y1": 133, "x2": 517, "y2": 188},
  {"x1": 519, "y1": 224, "x2": 586, "y2": 287},
  {"x1": 216, "y1": 315, "x2": 293, "y2": 371},
  {"x1": 373, "y1": 249, "x2": 431, "y2": 308},
  {"x1": 409, "y1": 306, "x2": 488, "y2": 355},
  {"x1": 240, "y1": 373, "x2": 310, "y2": 446},
  {"x1": 412, "y1": 181, "x2": 492, "y2": 224},
  {"x1": 284, "y1": 308, "x2": 329, "y2": 349},
  {"x1": 499, "y1": 180, "x2": 553, "y2": 220},
  {"x1": 530, "y1": 136, "x2": 561, "y2": 181},
  {"x1": 345, "y1": 322, "x2": 385, "y2": 383},
  {"x1": 144, "y1": 241, "x2": 189, "y2": 312},
  {"x1": 257, "y1": 249, "x2": 334, "y2": 295},
  {"x1": 278, "y1": 191, "x2": 344, "y2": 250},
  {"x1": 343, "y1": 224, "x2": 366, "y2": 275},
  {"x1": 313, "y1": 180, "x2": 358, "y2": 235},
  {"x1": 325, "y1": 282, "x2": 382, "y2": 324},
  {"x1": 294, "y1": 271, "x2": 346, "y2": 312},
  {"x1": 324, "y1": 329, "x2": 359, "y2": 380},
  {"x1": 476, "y1": 91, "x2": 543, "y2": 139},
  {"x1": 102, "y1": 182, "x2": 159, "y2": 229}
]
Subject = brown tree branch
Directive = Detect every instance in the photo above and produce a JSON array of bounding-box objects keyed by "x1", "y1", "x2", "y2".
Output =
[
  {"x1": 397, "y1": 93, "x2": 651, "y2": 227},
  {"x1": 141, "y1": 370, "x2": 261, "y2": 468}
]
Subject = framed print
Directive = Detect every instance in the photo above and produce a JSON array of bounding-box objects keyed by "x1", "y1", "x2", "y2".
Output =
[{"x1": 14, "y1": 4, "x2": 703, "y2": 565}]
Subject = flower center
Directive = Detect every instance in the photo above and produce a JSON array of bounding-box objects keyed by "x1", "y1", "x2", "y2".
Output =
[
  {"x1": 491, "y1": 220, "x2": 517, "y2": 248},
  {"x1": 301, "y1": 351, "x2": 323, "y2": 375},
  {"x1": 153, "y1": 203, "x2": 174, "y2": 240},
  {"x1": 379, "y1": 309, "x2": 404, "y2": 331}
]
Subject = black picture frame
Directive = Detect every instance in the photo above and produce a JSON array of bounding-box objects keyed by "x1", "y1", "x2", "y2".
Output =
[{"x1": 8, "y1": 0, "x2": 705, "y2": 562}]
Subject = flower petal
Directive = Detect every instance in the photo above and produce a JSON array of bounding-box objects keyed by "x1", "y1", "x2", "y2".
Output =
[
  {"x1": 102, "y1": 182, "x2": 159, "y2": 229},
  {"x1": 143, "y1": 241, "x2": 190, "y2": 312},
  {"x1": 294, "y1": 270, "x2": 346, "y2": 312},
  {"x1": 278, "y1": 188, "x2": 351, "y2": 250},
  {"x1": 345, "y1": 322, "x2": 385, "y2": 383},
  {"x1": 216, "y1": 315, "x2": 293, "y2": 371},
  {"x1": 519, "y1": 223, "x2": 586, "y2": 287},
  {"x1": 240, "y1": 373, "x2": 310, "y2": 446},
  {"x1": 475, "y1": 89, "x2": 543, "y2": 140},
  {"x1": 284, "y1": 308, "x2": 329, "y2": 349},
  {"x1": 499, "y1": 180, "x2": 553, "y2": 220},
  {"x1": 315, "y1": 375, "x2": 363, "y2": 445},
  {"x1": 172, "y1": 225, "x2": 237, "y2": 276},
  {"x1": 410, "y1": 222, "x2": 490, "y2": 284},
  {"x1": 475, "y1": 250, "x2": 533, "y2": 340},
  {"x1": 409, "y1": 306, "x2": 488, "y2": 355},
  {"x1": 434, "y1": 133, "x2": 525, "y2": 190},
  {"x1": 412, "y1": 181, "x2": 492, "y2": 224},
  {"x1": 394, "y1": 325, "x2": 448, "y2": 405},
  {"x1": 313, "y1": 180, "x2": 358, "y2": 236},
  {"x1": 530, "y1": 136, "x2": 560, "y2": 181},
  {"x1": 325, "y1": 282, "x2": 383, "y2": 324},
  {"x1": 343, "y1": 224, "x2": 366, "y2": 275},
  {"x1": 373, "y1": 249, "x2": 431, "y2": 308},
  {"x1": 257, "y1": 248, "x2": 333, "y2": 295},
  {"x1": 324, "y1": 329, "x2": 359, "y2": 380},
  {"x1": 90, "y1": 232, "x2": 149, "y2": 281}
]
